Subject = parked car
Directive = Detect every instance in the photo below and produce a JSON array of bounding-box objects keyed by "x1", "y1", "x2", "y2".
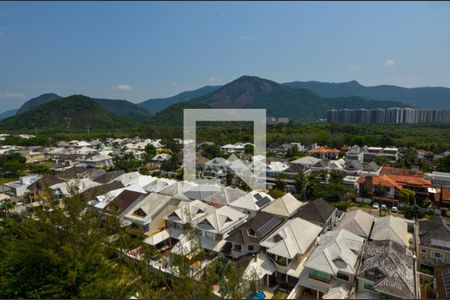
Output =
[
  {"x1": 372, "y1": 202, "x2": 380, "y2": 209},
  {"x1": 391, "y1": 206, "x2": 398, "y2": 213},
  {"x1": 381, "y1": 204, "x2": 387, "y2": 210}
]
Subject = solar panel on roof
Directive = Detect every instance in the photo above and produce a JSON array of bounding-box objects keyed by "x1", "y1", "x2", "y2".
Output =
[
  {"x1": 256, "y1": 197, "x2": 271, "y2": 208},
  {"x1": 254, "y1": 193, "x2": 264, "y2": 201},
  {"x1": 255, "y1": 217, "x2": 283, "y2": 240},
  {"x1": 442, "y1": 271, "x2": 450, "y2": 297}
]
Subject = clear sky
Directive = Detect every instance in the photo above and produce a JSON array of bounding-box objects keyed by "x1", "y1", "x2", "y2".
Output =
[{"x1": 1, "y1": 1, "x2": 450, "y2": 111}]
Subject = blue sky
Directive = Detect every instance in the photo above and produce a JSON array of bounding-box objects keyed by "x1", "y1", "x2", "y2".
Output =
[{"x1": 1, "y1": 1, "x2": 450, "y2": 111}]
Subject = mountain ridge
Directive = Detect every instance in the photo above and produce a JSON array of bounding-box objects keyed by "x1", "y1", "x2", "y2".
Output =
[
  {"x1": 0, "y1": 95, "x2": 135, "y2": 131},
  {"x1": 283, "y1": 80, "x2": 450, "y2": 108}
]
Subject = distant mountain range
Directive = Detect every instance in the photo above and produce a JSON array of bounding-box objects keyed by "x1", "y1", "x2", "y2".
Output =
[
  {"x1": 283, "y1": 80, "x2": 450, "y2": 108},
  {"x1": 0, "y1": 109, "x2": 18, "y2": 121},
  {"x1": 2, "y1": 75, "x2": 450, "y2": 131},
  {"x1": 189, "y1": 76, "x2": 406, "y2": 120},
  {"x1": 0, "y1": 95, "x2": 135, "y2": 131},
  {"x1": 138, "y1": 85, "x2": 220, "y2": 113},
  {"x1": 15, "y1": 93, "x2": 149, "y2": 122}
]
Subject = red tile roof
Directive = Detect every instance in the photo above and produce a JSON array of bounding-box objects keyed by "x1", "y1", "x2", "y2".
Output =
[{"x1": 308, "y1": 147, "x2": 340, "y2": 154}]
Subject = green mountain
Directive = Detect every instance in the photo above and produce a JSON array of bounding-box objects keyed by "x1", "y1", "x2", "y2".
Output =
[
  {"x1": 16, "y1": 93, "x2": 149, "y2": 122},
  {"x1": 189, "y1": 76, "x2": 406, "y2": 121},
  {"x1": 142, "y1": 102, "x2": 210, "y2": 127},
  {"x1": 93, "y1": 98, "x2": 149, "y2": 122},
  {"x1": 16, "y1": 93, "x2": 62, "y2": 114},
  {"x1": 0, "y1": 109, "x2": 18, "y2": 121},
  {"x1": 0, "y1": 95, "x2": 135, "y2": 131},
  {"x1": 138, "y1": 85, "x2": 220, "y2": 113},
  {"x1": 283, "y1": 80, "x2": 450, "y2": 108}
]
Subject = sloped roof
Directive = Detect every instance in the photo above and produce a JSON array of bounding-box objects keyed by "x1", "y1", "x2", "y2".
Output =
[
  {"x1": 226, "y1": 211, "x2": 286, "y2": 245},
  {"x1": 104, "y1": 190, "x2": 145, "y2": 214},
  {"x1": 261, "y1": 193, "x2": 304, "y2": 217},
  {"x1": 370, "y1": 215, "x2": 408, "y2": 246},
  {"x1": 94, "y1": 170, "x2": 125, "y2": 184},
  {"x1": 293, "y1": 198, "x2": 337, "y2": 226},
  {"x1": 203, "y1": 186, "x2": 247, "y2": 206},
  {"x1": 305, "y1": 229, "x2": 364, "y2": 276},
  {"x1": 81, "y1": 181, "x2": 124, "y2": 201},
  {"x1": 358, "y1": 240, "x2": 416, "y2": 299},
  {"x1": 230, "y1": 191, "x2": 274, "y2": 211},
  {"x1": 196, "y1": 205, "x2": 247, "y2": 233},
  {"x1": 158, "y1": 181, "x2": 197, "y2": 196},
  {"x1": 260, "y1": 217, "x2": 322, "y2": 259},
  {"x1": 242, "y1": 253, "x2": 276, "y2": 280},
  {"x1": 143, "y1": 178, "x2": 176, "y2": 193},
  {"x1": 166, "y1": 200, "x2": 216, "y2": 225},
  {"x1": 184, "y1": 184, "x2": 221, "y2": 200},
  {"x1": 290, "y1": 156, "x2": 321, "y2": 166},
  {"x1": 418, "y1": 215, "x2": 450, "y2": 249},
  {"x1": 336, "y1": 209, "x2": 375, "y2": 238},
  {"x1": 125, "y1": 193, "x2": 178, "y2": 223}
]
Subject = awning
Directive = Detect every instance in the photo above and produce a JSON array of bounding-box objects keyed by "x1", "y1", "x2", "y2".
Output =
[
  {"x1": 144, "y1": 229, "x2": 170, "y2": 246},
  {"x1": 242, "y1": 253, "x2": 276, "y2": 280}
]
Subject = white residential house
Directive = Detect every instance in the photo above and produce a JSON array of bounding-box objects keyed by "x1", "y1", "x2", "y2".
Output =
[
  {"x1": 261, "y1": 193, "x2": 305, "y2": 217},
  {"x1": 336, "y1": 209, "x2": 375, "y2": 238},
  {"x1": 3, "y1": 175, "x2": 41, "y2": 197},
  {"x1": 152, "y1": 153, "x2": 172, "y2": 163},
  {"x1": 260, "y1": 217, "x2": 323, "y2": 285},
  {"x1": 195, "y1": 205, "x2": 248, "y2": 252},
  {"x1": 289, "y1": 156, "x2": 322, "y2": 168},
  {"x1": 230, "y1": 191, "x2": 275, "y2": 217},
  {"x1": 297, "y1": 229, "x2": 365, "y2": 299},
  {"x1": 83, "y1": 154, "x2": 113, "y2": 168},
  {"x1": 221, "y1": 142, "x2": 252, "y2": 154},
  {"x1": 370, "y1": 215, "x2": 410, "y2": 248},
  {"x1": 122, "y1": 193, "x2": 181, "y2": 233},
  {"x1": 165, "y1": 200, "x2": 216, "y2": 239}
]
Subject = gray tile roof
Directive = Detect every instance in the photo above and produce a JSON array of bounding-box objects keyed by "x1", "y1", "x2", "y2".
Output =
[
  {"x1": 358, "y1": 240, "x2": 416, "y2": 299},
  {"x1": 418, "y1": 215, "x2": 450, "y2": 249},
  {"x1": 293, "y1": 198, "x2": 337, "y2": 227}
]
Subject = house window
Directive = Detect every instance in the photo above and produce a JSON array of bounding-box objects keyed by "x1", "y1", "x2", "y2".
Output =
[
  {"x1": 309, "y1": 269, "x2": 332, "y2": 283},
  {"x1": 233, "y1": 244, "x2": 242, "y2": 252},
  {"x1": 421, "y1": 249, "x2": 427, "y2": 254},
  {"x1": 432, "y1": 251, "x2": 445, "y2": 263},
  {"x1": 363, "y1": 281, "x2": 374, "y2": 291},
  {"x1": 205, "y1": 231, "x2": 215, "y2": 240},
  {"x1": 248, "y1": 245, "x2": 254, "y2": 251},
  {"x1": 337, "y1": 272, "x2": 349, "y2": 281}
]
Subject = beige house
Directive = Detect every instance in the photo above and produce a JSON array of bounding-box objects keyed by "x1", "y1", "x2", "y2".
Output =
[{"x1": 416, "y1": 215, "x2": 450, "y2": 268}]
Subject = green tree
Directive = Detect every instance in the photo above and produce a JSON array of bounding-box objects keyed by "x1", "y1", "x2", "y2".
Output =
[
  {"x1": 0, "y1": 194, "x2": 134, "y2": 298},
  {"x1": 374, "y1": 156, "x2": 390, "y2": 167},
  {"x1": 244, "y1": 144, "x2": 254, "y2": 155},
  {"x1": 437, "y1": 155, "x2": 450, "y2": 172},
  {"x1": 144, "y1": 144, "x2": 157, "y2": 162},
  {"x1": 201, "y1": 144, "x2": 222, "y2": 159},
  {"x1": 294, "y1": 172, "x2": 308, "y2": 200},
  {"x1": 274, "y1": 173, "x2": 287, "y2": 191},
  {"x1": 399, "y1": 188, "x2": 416, "y2": 205}
]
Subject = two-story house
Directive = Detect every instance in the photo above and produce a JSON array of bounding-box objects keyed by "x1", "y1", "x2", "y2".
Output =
[{"x1": 297, "y1": 229, "x2": 365, "y2": 299}]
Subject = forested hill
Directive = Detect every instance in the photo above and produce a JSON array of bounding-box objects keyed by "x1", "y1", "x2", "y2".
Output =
[{"x1": 0, "y1": 95, "x2": 136, "y2": 131}]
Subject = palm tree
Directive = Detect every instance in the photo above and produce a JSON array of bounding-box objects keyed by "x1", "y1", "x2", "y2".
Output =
[{"x1": 1, "y1": 199, "x2": 14, "y2": 219}]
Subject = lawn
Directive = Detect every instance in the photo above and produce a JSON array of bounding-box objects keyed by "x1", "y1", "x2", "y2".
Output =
[
  {"x1": 0, "y1": 177, "x2": 18, "y2": 185},
  {"x1": 272, "y1": 291, "x2": 288, "y2": 299}
]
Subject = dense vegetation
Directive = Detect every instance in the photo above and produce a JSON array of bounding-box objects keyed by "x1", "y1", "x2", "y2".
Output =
[
  {"x1": 0, "y1": 95, "x2": 136, "y2": 131},
  {"x1": 0, "y1": 194, "x2": 250, "y2": 299},
  {"x1": 139, "y1": 85, "x2": 220, "y2": 113}
]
